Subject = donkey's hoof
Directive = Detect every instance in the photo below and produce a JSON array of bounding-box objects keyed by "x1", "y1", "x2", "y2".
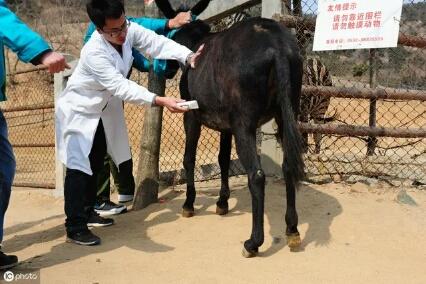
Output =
[
  {"x1": 182, "y1": 208, "x2": 194, "y2": 218},
  {"x1": 216, "y1": 206, "x2": 228, "y2": 215},
  {"x1": 242, "y1": 247, "x2": 258, "y2": 258},
  {"x1": 287, "y1": 233, "x2": 301, "y2": 251}
]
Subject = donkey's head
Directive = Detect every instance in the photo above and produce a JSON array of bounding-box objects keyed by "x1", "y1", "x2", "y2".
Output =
[
  {"x1": 171, "y1": 19, "x2": 210, "y2": 50},
  {"x1": 155, "y1": 0, "x2": 211, "y2": 18},
  {"x1": 155, "y1": 0, "x2": 211, "y2": 78}
]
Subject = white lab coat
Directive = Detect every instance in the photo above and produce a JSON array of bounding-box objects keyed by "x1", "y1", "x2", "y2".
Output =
[{"x1": 55, "y1": 23, "x2": 192, "y2": 175}]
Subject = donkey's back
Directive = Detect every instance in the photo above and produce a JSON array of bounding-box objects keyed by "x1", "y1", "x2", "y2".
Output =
[{"x1": 181, "y1": 17, "x2": 303, "y2": 131}]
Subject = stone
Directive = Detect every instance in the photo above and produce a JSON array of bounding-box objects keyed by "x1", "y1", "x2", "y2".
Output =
[{"x1": 394, "y1": 190, "x2": 418, "y2": 206}]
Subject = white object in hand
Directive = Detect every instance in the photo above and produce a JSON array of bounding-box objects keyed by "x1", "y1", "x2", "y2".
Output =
[{"x1": 177, "y1": 100, "x2": 199, "y2": 109}]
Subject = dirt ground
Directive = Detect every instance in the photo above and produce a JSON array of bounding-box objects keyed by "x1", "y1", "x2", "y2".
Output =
[{"x1": 1, "y1": 176, "x2": 425, "y2": 284}]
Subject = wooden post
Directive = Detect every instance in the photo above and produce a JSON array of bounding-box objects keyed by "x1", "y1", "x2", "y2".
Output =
[
  {"x1": 133, "y1": 2, "x2": 165, "y2": 210},
  {"x1": 54, "y1": 54, "x2": 77, "y2": 197},
  {"x1": 133, "y1": 71, "x2": 165, "y2": 210},
  {"x1": 367, "y1": 49, "x2": 378, "y2": 156}
]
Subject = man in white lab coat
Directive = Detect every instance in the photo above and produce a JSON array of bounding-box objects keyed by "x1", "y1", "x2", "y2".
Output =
[{"x1": 55, "y1": 0, "x2": 202, "y2": 246}]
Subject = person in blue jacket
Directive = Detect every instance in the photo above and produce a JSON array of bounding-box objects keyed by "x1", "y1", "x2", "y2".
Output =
[
  {"x1": 83, "y1": 9, "x2": 193, "y2": 219},
  {"x1": 0, "y1": 0, "x2": 69, "y2": 269}
]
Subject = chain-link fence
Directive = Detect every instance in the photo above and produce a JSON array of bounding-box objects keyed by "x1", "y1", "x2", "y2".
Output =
[
  {"x1": 208, "y1": 0, "x2": 425, "y2": 184},
  {"x1": 2, "y1": 0, "x2": 425, "y2": 188},
  {"x1": 2, "y1": 70, "x2": 55, "y2": 188},
  {"x1": 1, "y1": 0, "x2": 87, "y2": 188},
  {"x1": 126, "y1": 71, "x2": 244, "y2": 185},
  {"x1": 286, "y1": 0, "x2": 425, "y2": 184}
]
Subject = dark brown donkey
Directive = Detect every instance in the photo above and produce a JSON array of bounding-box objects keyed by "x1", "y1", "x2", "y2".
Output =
[{"x1": 156, "y1": 0, "x2": 305, "y2": 257}]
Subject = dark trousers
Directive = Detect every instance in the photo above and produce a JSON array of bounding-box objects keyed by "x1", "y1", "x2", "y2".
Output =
[
  {"x1": 0, "y1": 109, "x2": 16, "y2": 243},
  {"x1": 64, "y1": 120, "x2": 107, "y2": 234},
  {"x1": 96, "y1": 97, "x2": 134, "y2": 204},
  {"x1": 96, "y1": 155, "x2": 135, "y2": 204}
]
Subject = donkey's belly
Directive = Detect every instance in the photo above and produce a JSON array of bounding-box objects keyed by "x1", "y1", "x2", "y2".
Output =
[
  {"x1": 196, "y1": 106, "x2": 276, "y2": 132},
  {"x1": 198, "y1": 112, "x2": 232, "y2": 132}
]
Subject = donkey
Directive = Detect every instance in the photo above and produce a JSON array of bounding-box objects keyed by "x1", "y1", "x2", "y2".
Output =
[{"x1": 156, "y1": 0, "x2": 305, "y2": 257}]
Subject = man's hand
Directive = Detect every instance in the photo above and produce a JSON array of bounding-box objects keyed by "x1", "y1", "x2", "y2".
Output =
[
  {"x1": 40, "y1": 51, "x2": 70, "y2": 74},
  {"x1": 154, "y1": 96, "x2": 189, "y2": 113},
  {"x1": 188, "y1": 44, "x2": 204, "y2": 69},
  {"x1": 168, "y1": 11, "x2": 192, "y2": 29}
]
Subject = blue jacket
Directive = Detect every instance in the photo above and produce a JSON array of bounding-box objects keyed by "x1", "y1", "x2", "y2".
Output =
[
  {"x1": 84, "y1": 17, "x2": 178, "y2": 74},
  {"x1": 0, "y1": 0, "x2": 51, "y2": 102}
]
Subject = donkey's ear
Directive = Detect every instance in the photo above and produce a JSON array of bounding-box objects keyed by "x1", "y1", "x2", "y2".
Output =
[
  {"x1": 154, "y1": 0, "x2": 177, "y2": 19},
  {"x1": 191, "y1": 0, "x2": 211, "y2": 16}
]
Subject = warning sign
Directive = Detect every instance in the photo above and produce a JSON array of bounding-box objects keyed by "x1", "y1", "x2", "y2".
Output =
[{"x1": 313, "y1": 0, "x2": 403, "y2": 51}]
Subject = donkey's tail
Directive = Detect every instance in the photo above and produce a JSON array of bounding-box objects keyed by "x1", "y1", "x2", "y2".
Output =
[{"x1": 274, "y1": 54, "x2": 305, "y2": 188}]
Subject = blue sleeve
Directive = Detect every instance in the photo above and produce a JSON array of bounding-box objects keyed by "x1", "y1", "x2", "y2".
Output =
[
  {"x1": 0, "y1": 1, "x2": 50, "y2": 63},
  {"x1": 129, "y1": 17, "x2": 168, "y2": 35},
  {"x1": 132, "y1": 49, "x2": 150, "y2": 72},
  {"x1": 127, "y1": 17, "x2": 169, "y2": 72},
  {"x1": 128, "y1": 17, "x2": 169, "y2": 72},
  {"x1": 84, "y1": 23, "x2": 97, "y2": 44},
  {"x1": 127, "y1": 17, "x2": 181, "y2": 75}
]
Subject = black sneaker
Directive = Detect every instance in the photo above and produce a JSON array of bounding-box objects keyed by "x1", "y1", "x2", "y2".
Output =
[
  {"x1": 94, "y1": 200, "x2": 127, "y2": 216},
  {"x1": 0, "y1": 251, "x2": 18, "y2": 270},
  {"x1": 66, "y1": 230, "x2": 101, "y2": 246},
  {"x1": 87, "y1": 211, "x2": 114, "y2": 228}
]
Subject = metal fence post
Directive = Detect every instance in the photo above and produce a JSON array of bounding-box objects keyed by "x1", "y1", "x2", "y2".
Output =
[
  {"x1": 260, "y1": 0, "x2": 288, "y2": 177},
  {"x1": 53, "y1": 55, "x2": 77, "y2": 196},
  {"x1": 367, "y1": 49, "x2": 378, "y2": 156}
]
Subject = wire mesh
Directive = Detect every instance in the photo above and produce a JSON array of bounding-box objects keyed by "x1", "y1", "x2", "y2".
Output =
[
  {"x1": 127, "y1": 71, "x2": 244, "y2": 184},
  {"x1": 1, "y1": 0, "x2": 425, "y2": 188},
  {"x1": 293, "y1": 0, "x2": 425, "y2": 183},
  {"x1": 1, "y1": 71, "x2": 55, "y2": 187}
]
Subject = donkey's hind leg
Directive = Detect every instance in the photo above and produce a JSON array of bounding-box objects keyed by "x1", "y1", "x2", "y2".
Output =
[
  {"x1": 233, "y1": 126, "x2": 265, "y2": 258},
  {"x1": 274, "y1": 116, "x2": 302, "y2": 251}
]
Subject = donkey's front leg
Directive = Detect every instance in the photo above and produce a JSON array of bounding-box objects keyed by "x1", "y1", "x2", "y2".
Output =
[
  {"x1": 216, "y1": 131, "x2": 232, "y2": 215},
  {"x1": 182, "y1": 114, "x2": 201, "y2": 217}
]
